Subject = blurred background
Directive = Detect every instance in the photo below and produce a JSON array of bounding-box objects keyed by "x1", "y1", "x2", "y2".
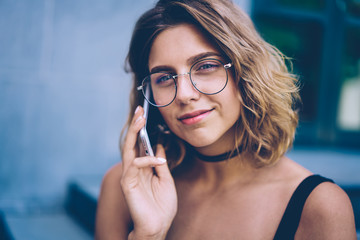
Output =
[{"x1": 0, "y1": 0, "x2": 359, "y2": 239}]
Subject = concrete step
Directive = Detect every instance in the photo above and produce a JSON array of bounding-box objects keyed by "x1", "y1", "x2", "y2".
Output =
[
  {"x1": 0, "y1": 211, "x2": 92, "y2": 240},
  {"x1": 64, "y1": 175, "x2": 102, "y2": 234},
  {"x1": 0, "y1": 176, "x2": 103, "y2": 240}
]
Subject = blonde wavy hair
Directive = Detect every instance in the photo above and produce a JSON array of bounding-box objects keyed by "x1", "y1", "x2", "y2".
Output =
[{"x1": 122, "y1": 0, "x2": 300, "y2": 169}]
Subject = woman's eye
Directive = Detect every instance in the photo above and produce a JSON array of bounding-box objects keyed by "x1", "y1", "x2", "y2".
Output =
[
  {"x1": 200, "y1": 64, "x2": 215, "y2": 70},
  {"x1": 153, "y1": 74, "x2": 173, "y2": 85},
  {"x1": 196, "y1": 62, "x2": 220, "y2": 72}
]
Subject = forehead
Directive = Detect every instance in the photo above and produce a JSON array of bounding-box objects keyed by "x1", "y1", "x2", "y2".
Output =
[{"x1": 148, "y1": 24, "x2": 219, "y2": 68}]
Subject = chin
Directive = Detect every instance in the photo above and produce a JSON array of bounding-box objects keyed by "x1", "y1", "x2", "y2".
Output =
[{"x1": 182, "y1": 134, "x2": 220, "y2": 149}]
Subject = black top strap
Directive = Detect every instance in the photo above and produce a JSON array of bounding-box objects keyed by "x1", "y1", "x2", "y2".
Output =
[{"x1": 273, "y1": 174, "x2": 334, "y2": 240}]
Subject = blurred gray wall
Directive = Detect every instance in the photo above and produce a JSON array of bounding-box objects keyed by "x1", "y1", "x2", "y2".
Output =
[{"x1": 0, "y1": 0, "x2": 250, "y2": 212}]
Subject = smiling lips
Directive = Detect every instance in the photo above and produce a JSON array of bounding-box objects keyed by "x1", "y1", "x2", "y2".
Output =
[{"x1": 178, "y1": 109, "x2": 214, "y2": 125}]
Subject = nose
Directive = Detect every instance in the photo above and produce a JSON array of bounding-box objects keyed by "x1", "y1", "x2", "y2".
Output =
[{"x1": 174, "y1": 72, "x2": 200, "y2": 104}]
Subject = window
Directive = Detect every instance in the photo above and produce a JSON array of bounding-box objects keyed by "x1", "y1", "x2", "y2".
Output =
[
  {"x1": 252, "y1": 0, "x2": 360, "y2": 148},
  {"x1": 338, "y1": 26, "x2": 360, "y2": 131}
]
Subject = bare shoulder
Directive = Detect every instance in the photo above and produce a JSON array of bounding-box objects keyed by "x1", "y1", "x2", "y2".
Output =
[
  {"x1": 95, "y1": 162, "x2": 131, "y2": 240},
  {"x1": 296, "y1": 179, "x2": 357, "y2": 239},
  {"x1": 102, "y1": 162, "x2": 124, "y2": 186}
]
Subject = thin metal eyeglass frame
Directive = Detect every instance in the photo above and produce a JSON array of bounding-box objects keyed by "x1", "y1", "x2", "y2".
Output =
[{"x1": 137, "y1": 58, "x2": 232, "y2": 107}]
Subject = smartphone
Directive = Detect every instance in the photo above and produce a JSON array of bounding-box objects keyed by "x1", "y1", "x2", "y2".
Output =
[{"x1": 139, "y1": 87, "x2": 154, "y2": 156}]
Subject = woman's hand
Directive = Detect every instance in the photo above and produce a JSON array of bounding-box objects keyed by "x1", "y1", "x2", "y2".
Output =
[{"x1": 121, "y1": 106, "x2": 178, "y2": 240}]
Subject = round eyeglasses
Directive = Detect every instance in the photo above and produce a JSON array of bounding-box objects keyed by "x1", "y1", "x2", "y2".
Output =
[{"x1": 137, "y1": 58, "x2": 232, "y2": 107}]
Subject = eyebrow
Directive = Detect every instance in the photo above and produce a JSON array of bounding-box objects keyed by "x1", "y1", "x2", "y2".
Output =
[
  {"x1": 149, "y1": 51, "x2": 223, "y2": 74},
  {"x1": 187, "y1": 52, "x2": 223, "y2": 65}
]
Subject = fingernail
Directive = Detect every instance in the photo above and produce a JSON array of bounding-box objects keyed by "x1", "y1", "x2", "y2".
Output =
[
  {"x1": 157, "y1": 157, "x2": 167, "y2": 163},
  {"x1": 135, "y1": 106, "x2": 140, "y2": 114}
]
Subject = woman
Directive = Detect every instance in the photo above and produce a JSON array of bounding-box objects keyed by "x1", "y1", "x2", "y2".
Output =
[{"x1": 96, "y1": 0, "x2": 356, "y2": 239}]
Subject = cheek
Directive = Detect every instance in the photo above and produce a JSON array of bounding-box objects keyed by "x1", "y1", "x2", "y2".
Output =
[
  {"x1": 221, "y1": 83, "x2": 242, "y2": 122},
  {"x1": 158, "y1": 108, "x2": 174, "y2": 127},
  {"x1": 225, "y1": 78, "x2": 242, "y2": 106}
]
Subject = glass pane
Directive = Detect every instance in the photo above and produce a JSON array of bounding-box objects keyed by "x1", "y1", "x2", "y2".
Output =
[
  {"x1": 344, "y1": 0, "x2": 360, "y2": 18},
  {"x1": 337, "y1": 26, "x2": 360, "y2": 131},
  {"x1": 276, "y1": 0, "x2": 326, "y2": 11},
  {"x1": 254, "y1": 17, "x2": 323, "y2": 122}
]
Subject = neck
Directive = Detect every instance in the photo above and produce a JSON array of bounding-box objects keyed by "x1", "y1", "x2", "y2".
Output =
[
  {"x1": 182, "y1": 149, "x2": 257, "y2": 190},
  {"x1": 192, "y1": 146, "x2": 243, "y2": 162}
]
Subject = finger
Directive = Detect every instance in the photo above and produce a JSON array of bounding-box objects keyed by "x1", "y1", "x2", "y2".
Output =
[
  {"x1": 122, "y1": 106, "x2": 145, "y2": 165},
  {"x1": 154, "y1": 144, "x2": 172, "y2": 179},
  {"x1": 123, "y1": 156, "x2": 166, "y2": 184},
  {"x1": 155, "y1": 144, "x2": 166, "y2": 159},
  {"x1": 133, "y1": 156, "x2": 167, "y2": 169}
]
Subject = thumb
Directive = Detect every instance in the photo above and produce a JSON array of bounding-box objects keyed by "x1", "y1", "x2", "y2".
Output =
[{"x1": 154, "y1": 144, "x2": 172, "y2": 179}]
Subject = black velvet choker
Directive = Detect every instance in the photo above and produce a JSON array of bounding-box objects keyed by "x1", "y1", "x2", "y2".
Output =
[{"x1": 193, "y1": 146, "x2": 243, "y2": 162}]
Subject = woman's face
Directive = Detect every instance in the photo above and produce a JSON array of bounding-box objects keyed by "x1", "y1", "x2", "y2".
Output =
[{"x1": 148, "y1": 24, "x2": 242, "y2": 155}]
